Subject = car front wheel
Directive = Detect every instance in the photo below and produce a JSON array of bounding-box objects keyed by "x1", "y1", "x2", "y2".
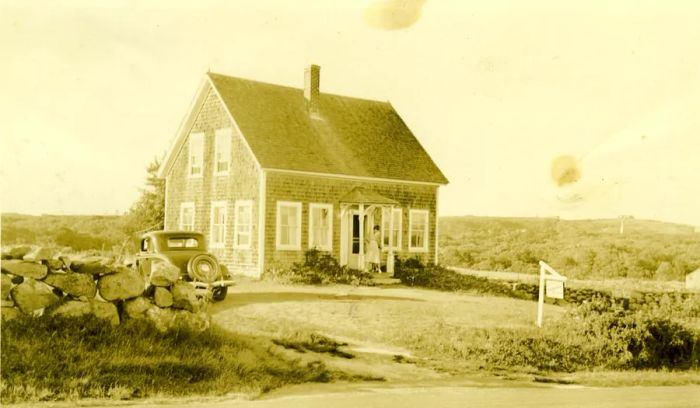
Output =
[{"x1": 212, "y1": 286, "x2": 228, "y2": 302}]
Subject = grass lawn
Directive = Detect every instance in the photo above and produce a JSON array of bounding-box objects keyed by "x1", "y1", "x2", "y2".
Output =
[
  {"x1": 212, "y1": 281, "x2": 699, "y2": 385},
  {"x1": 0, "y1": 314, "x2": 335, "y2": 404},
  {"x1": 211, "y1": 281, "x2": 565, "y2": 374}
]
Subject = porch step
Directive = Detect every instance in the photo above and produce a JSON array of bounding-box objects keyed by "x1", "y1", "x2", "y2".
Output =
[{"x1": 370, "y1": 273, "x2": 402, "y2": 285}]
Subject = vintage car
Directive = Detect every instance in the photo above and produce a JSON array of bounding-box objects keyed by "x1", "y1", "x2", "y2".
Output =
[{"x1": 135, "y1": 230, "x2": 235, "y2": 301}]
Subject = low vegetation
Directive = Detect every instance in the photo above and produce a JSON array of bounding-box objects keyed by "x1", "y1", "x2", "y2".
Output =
[
  {"x1": 0, "y1": 314, "x2": 334, "y2": 404},
  {"x1": 393, "y1": 257, "x2": 529, "y2": 299},
  {"x1": 266, "y1": 249, "x2": 374, "y2": 286},
  {"x1": 439, "y1": 216, "x2": 700, "y2": 281},
  {"x1": 1, "y1": 213, "x2": 128, "y2": 252},
  {"x1": 273, "y1": 332, "x2": 355, "y2": 359},
  {"x1": 406, "y1": 297, "x2": 699, "y2": 374}
]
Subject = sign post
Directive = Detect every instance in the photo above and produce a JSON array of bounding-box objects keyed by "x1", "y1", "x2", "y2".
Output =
[{"x1": 536, "y1": 261, "x2": 567, "y2": 327}]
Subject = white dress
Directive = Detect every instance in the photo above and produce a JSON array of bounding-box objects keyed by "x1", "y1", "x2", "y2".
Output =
[{"x1": 366, "y1": 231, "x2": 380, "y2": 265}]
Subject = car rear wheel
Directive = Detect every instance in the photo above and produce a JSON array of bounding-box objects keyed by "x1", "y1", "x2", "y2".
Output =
[
  {"x1": 187, "y1": 254, "x2": 219, "y2": 283},
  {"x1": 212, "y1": 286, "x2": 228, "y2": 302}
]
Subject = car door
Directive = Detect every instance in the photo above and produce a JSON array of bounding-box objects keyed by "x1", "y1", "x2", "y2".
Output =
[{"x1": 136, "y1": 237, "x2": 155, "y2": 278}]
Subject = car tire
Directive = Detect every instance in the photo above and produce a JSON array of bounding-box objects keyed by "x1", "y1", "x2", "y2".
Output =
[
  {"x1": 187, "y1": 254, "x2": 219, "y2": 283},
  {"x1": 212, "y1": 286, "x2": 228, "y2": 302}
]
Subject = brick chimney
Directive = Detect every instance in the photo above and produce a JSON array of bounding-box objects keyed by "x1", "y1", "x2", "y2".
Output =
[{"x1": 304, "y1": 64, "x2": 320, "y2": 115}]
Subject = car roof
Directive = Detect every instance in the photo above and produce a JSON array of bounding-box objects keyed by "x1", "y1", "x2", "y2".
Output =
[{"x1": 141, "y1": 230, "x2": 205, "y2": 240}]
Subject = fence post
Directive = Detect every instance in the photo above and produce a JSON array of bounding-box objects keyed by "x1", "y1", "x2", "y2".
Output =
[{"x1": 536, "y1": 262, "x2": 545, "y2": 327}]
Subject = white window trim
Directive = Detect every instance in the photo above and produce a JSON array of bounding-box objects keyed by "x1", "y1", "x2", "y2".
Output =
[
  {"x1": 408, "y1": 209, "x2": 429, "y2": 253},
  {"x1": 276, "y1": 201, "x2": 302, "y2": 251},
  {"x1": 188, "y1": 132, "x2": 204, "y2": 178},
  {"x1": 233, "y1": 200, "x2": 253, "y2": 249},
  {"x1": 381, "y1": 207, "x2": 402, "y2": 251},
  {"x1": 214, "y1": 128, "x2": 232, "y2": 176},
  {"x1": 308, "y1": 203, "x2": 333, "y2": 251},
  {"x1": 209, "y1": 200, "x2": 228, "y2": 249},
  {"x1": 179, "y1": 202, "x2": 195, "y2": 231}
]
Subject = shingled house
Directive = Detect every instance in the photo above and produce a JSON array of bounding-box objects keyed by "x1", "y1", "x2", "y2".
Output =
[{"x1": 158, "y1": 65, "x2": 448, "y2": 277}]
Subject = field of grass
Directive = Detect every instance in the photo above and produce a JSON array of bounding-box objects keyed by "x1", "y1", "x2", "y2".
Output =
[
  {"x1": 212, "y1": 281, "x2": 699, "y2": 384},
  {"x1": 211, "y1": 282, "x2": 565, "y2": 375},
  {"x1": 0, "y1": 314, "x2": 335, "y2": 404},
  {"x1": 439, "y1": 216, "x2": 700, "y2": 281}
]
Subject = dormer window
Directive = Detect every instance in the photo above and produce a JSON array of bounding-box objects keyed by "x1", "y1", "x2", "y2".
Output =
[{"x1": 214, "y1": 128, "x2": 232, "y2": 175}]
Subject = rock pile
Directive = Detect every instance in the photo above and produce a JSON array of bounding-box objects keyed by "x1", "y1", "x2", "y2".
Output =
[{"x1": 1, "y1": 246, "x2": 210, "y2": 331}]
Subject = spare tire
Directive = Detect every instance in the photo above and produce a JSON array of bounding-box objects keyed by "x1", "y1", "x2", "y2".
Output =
[{"x1": 187, "y1": 254, "x2": 219, "y2": 283}]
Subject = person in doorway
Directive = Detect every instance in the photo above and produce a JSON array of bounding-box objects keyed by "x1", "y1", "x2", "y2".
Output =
[{"x1": 366, "y1": 225, "x2": 381, "y2": 273}]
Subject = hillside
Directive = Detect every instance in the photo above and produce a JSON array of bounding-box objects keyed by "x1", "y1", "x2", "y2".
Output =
[
  {"x1": 439, "y1": 216, "x2": 700, "y2": 281},
  {"x1": 3, "y1": 213, "x2": 699, "y2": 281},
  {"x1": 1, "y1": 213, "x2": 129, "y2": 252}
]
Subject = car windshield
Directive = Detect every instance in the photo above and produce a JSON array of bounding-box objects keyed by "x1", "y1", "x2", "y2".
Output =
[{"x1": 166, "y1": 237, "x2": 200, "y2": 249}]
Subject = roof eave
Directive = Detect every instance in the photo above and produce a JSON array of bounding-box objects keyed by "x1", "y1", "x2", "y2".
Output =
[{"x1": 157, "y1": 76, "x2": 211, "y2": 179}]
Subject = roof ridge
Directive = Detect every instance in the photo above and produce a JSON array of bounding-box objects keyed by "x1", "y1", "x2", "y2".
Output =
[{"x1": 207, "y1": 71, "x2": 391, "y2": 106}]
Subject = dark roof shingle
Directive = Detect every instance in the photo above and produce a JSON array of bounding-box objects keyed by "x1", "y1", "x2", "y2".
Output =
[{"x1": 208, "y1": 72, "x2": 448, "y2": 184}]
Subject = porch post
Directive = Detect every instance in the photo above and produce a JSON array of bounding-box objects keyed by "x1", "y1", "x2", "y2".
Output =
[
  {"x1": 358, "y1": 203, "x2": 365, "y2": 271},
  {"x1": 339, "y1": 204, "x2": 348, "y2": 266},
  {"x1": 387, "y1": 205, "x2": 395, "y2": 276}
]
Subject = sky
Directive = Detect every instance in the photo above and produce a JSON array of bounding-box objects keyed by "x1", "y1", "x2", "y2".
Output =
[{"x1": 1, "y1": 0, "x2": 699, "y2": 225}]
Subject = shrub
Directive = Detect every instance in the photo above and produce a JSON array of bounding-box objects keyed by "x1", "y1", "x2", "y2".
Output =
[
  {"x1": 279, "y1": 249, "x2": 374, "y2": 286},
  {"x1": 393, "y1": 257, "x2": 529, "y2": 299},
  {"x1": 476, "y1": 297, "x2": 700, "y2": 372}
]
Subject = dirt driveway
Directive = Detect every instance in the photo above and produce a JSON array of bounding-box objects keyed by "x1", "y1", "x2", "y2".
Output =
[{"x1": 209, "y1": 280, "x2": 564, "y2": 381}]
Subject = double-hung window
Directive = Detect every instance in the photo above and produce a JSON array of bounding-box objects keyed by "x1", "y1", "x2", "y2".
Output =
[
  {"x1": 179, "y1": 202, "x2": 195, "y2": 231},
  {"x1": 214, "y1": 128, "x2": 232, "y2": 175},
  {"x1": 188, "y1": 132, "x2": 204, "y2": 177},
  {"x1": 309, "y1": 203, "x2": 332, "y2": 251},
  {"x1": 276, "y1": 201, "x2": 302, "y2": 250},
  {"x1": 209, "y1": 201, "x2": 227, "y2": 248},
  {"x1": 408, "y1": 209, "x2": 429, "y2": 252},
  {"x1": 234, "y1": 200, "x2": 253, "y2": 249},
  {"x1": 381, "y1": 208, "x2": 402, "y2": 251}
]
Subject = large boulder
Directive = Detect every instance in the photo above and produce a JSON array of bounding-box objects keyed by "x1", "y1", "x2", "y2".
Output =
[
  {"x1": 10, "y1": 278, "x2": 61, "y2": 314},
  {"x1": 154, "y1": 287, "x2": 173, "y2": 308},
  {"x1": 50, "y1": 300, "x2": 92, "y2": 318},
  {"x1": 172, "y1": 310, "x2": 210, "y2": 332},
  {"x1": 146, "y1": 306, "x2": 176, "y2": 332},
  {"x1": 145, "y1": 306, "x2": 210, "y2": 332},
  {"x1": 97, "y1": 268, "x2": 145, "y2": 301},
  {"x1": 58, "y1": 255, "x2": 72, "y2": 271},
  {"x1": 23, "y1": 247, "x2": 56, "y2": 262},
  {"x1": 90, "y1": 300, "x2": 120, "y2": 326},
  {"x1": 123, "y1": 297, "x2": 151, "y2": 319},
  {"x1": 71, "y1": 256, "x2": 117, "y2": 276},
  {"x1": 149, "y1": 263, "x2": 180, "y2": 287},
  {"x1": 44, "y1": 273, "x2": 97, "y2": 298},
  {"x1": 2, "y1": 246, "x2": 32, "y2": 260},
  {"x1": 171, "y1": 282, "x2": 199, "y2": 312},
  {"x1": 1, "y1": 307, "x2": 21, "y2": 321},
  {"x1": 1, "y1": 273, "x2": 13, "y2": 299},
  {"x1": 1, "y1": 260, "x2": 48, "y2": 280},
  {"x1": 44, "y1": 259, "x2": 65, "y2": 272}
]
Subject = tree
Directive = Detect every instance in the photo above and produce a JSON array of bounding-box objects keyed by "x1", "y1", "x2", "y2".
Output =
[{"x1": 124, "y1": 157, "x2": 165, "y2": 236}]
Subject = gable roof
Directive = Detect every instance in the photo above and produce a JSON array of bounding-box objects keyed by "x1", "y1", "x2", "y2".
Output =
[
  {"x1": 339, "y1": 187, "x2": 400, "y2": 205},
  {"x1": 161, "y1": 72, "x2": 448, "y2": 185}
]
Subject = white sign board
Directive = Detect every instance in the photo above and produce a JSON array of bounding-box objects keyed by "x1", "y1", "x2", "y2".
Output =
[
  {"x1": 545, "y1": 279, "x2": 564, "y2": 299},
  {"x1": 537, "y1": 261, "x2": 568, "y2": 327}
]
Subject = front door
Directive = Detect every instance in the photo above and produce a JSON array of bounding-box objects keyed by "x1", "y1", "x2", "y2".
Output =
[{"x1": 347, "y1": 211, "x2": 361, "y2": 269}]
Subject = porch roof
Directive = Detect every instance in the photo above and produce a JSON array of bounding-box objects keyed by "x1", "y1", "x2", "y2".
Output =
[{"x1": 339, "y1": 187, "x2": 399, "y2": 206}]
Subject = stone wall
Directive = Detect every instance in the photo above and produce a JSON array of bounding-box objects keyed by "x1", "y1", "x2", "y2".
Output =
[
  {"x1": 1, "y1": 246, "x2": 210, "y2": 331},
  {"x1": 512, "y1": 280, "x2": 700, "y2": 315}
]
